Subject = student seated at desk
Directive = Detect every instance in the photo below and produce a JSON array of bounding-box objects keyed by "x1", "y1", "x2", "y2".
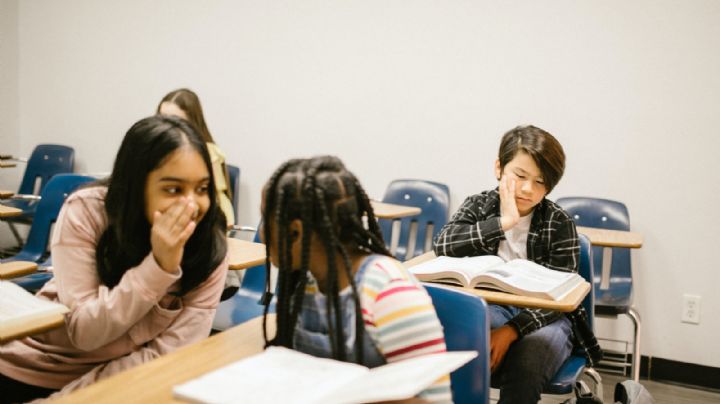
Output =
[
  {"x1": 433, "y1": 125, "x2": 602, "y2": 404},
  {"x1": 0, "y1": 116, "x2": 228, "y2": 403},
  {"x1": 156, "y1": 88, "x2": 239, "y2": 300},
  {"x1": 260, "y1": 156, "x2": 452, "y2": 403}
]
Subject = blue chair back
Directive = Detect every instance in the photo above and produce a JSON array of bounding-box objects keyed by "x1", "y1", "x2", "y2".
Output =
[
  {"x1": 240, "y1": 230, "x2": 267, "y2": 295},
  {"x1": 424, "y1": 284, "x2": 490, "y2": 404},
  {"x1": 557, "y1": 197, "x2": 632, "y2": 309},
  {"x1": 213, "y1": 230, "x2": 274, "y2": 330},
  {"x1": 544, "y1": 233, "x2": 595, "y2": 394},
  {"x1": 379, "y1": 179, "x2": 450, "y2": 261},
  {"x1": 226, "y1": 164, "x2": 240, "y2": 221},
  {"x1": 6, "y1": 174, "x2": 95, "y2": 291},
  {"x1": 17, "y1": 144, "x2": 75, "y2": 196}
]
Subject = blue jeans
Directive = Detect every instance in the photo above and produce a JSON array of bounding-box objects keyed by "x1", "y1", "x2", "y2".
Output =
[{"x1": 489, "y1": 304, "x2": 573, "y2": 404}]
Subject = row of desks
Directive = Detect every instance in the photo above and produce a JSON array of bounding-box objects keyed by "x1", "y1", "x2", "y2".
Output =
[
  {"x1": 54, "y1": 224, "x2": 643, "y2": 403},
  {"x1": 4, "y1": 199, "x2": 643, "y2": 402}
]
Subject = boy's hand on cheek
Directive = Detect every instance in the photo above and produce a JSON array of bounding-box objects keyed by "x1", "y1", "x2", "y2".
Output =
[
  {"x1": 499, "y1": 176, "x2": 520, "y2": 231},
  {"x1": 151, "y1": 197, "x2": 198, "y2": 273}
]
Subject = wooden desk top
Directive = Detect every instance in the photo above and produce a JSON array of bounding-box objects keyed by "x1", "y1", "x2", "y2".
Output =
[
  {"x1": 0, "y1": 314, "x2": 66, "y2": 344},
  {"x1": 0, "y1": 189, "x2": 13, "y2": 198},
  {"x1": 0, "y1": 161, "x2": 16, "y2": 168},
  {"x1": 54, "y1": 315, "x2": 276, "y2": 404},
  {"x1": 404, "y1": 252, "x2": 590, "y2": 312},
  {"x1": 0, "y1": 261, "x2": 38, "y2": 280},
  {"x1": 576, "y1": 226, "x2": 643, "y2": 248},
  {"x1": 371, "y1": 200, "x2": 422, "y2": 219},
  {"x1": 227, "y1": 238, "x2": 266, "y2": 270},
  {"x1": 0, "y1": 204, "x2": 22, "y2": 217}
]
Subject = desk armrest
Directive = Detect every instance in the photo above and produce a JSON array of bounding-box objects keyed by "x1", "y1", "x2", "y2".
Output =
[{"x1": 11, "y1": 194, "x2": 41, "y2": 201}]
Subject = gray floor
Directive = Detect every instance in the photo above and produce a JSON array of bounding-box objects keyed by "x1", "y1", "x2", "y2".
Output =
[{"x1": 488, "y1": 371, "x2": 720, "y2": 403}]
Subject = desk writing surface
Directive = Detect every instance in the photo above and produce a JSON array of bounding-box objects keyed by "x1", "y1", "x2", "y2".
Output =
[
  {"x1": 0, "y1": 161, "x2": 16, "y2": 168},
  {"x1": 227, "y1": 238, "x2": 266, "y2": 270},
  {"x1": 0, "y1": 315, "x2": 66, "y2": 344},
  {"x1": 371, "y1": 200, "x2": 422, "y2": 219},
  {"x1": 54, "y1": 315, "x2": 276, "y2": 404},
  {"x1": 0, "y1": 189, "x2": 13, "y2": 198},
  {"x1": 576, "y1": 226, "x2": 643, "y2": 248},
  {"x1": 404, "y1": 252, "x2": 589, "y2": 312},
  {"x1": 0, "y1": 204, "x2": 22, "y2": 218},
  {"x1": 0, "y1": 261, "x2": 38, "y2": 280}
]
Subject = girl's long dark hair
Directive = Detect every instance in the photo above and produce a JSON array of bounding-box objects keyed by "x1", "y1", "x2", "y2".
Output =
[
  {"x1": 96, "y1": 115, "x2": 227, "y2": 295},
  {"x1": 261, "y1": 156, "x2": 391, "y2": 364}
]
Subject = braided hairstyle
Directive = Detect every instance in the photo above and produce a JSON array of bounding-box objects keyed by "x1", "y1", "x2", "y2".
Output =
[{"x1": 261, "y1": 156, "x2": 391, "y2": 364}]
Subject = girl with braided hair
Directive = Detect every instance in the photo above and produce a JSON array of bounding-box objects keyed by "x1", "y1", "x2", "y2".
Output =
[{"x1": 260, "y1": 156, "x2": 452, "y2": 403}]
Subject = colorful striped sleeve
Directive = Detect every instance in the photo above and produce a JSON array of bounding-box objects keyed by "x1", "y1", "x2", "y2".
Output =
[{"x1": 361, "y1": 256, "x2": 453, "y2": 403}]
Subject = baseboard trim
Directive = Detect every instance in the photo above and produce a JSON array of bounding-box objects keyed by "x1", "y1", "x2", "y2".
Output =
[
  {"x1": 595, "y1": 351, "x2": 719, "y2": 391},
  {"x1": 642, "y1": 356, "x2": 720, "y2": 391}
]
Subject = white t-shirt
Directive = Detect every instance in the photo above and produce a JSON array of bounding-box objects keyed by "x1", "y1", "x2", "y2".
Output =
[{"x1": 497, "y1": 213, "x2": 533, "y2": 261}]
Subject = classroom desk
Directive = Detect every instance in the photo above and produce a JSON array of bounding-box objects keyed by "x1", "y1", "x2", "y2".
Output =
[
  {"x1": 0, "y1": 204, "x2": 22, "y2": 217},
  {"x1": 0, "y1": 314, "x2": 66, "y2": 344},
  {"x1": 576, "y1": 226, "x2": 643, "y2": 249},
  {"x1": 53, "y1": 315, "x2": 276, "y2": 404},
  {"x1": 404, "y1": 252, "x2": 590, "y2": 312},
  {"x1": 0, "y1": 261, "x2": 38, "y2": 280},
  {"x1": 227, "y1": 238, "x2": 266, "y2": 270},
  {"x1": 576, "y1": 225, "x2": 643, "y2": 290},
  {"x1": 370, "y1": 200, "x2": 422, "y2": 219},
  {"x1": 0, "y1": 161, "x2": 16, "y2": 168},
  {"x1": 0, "y1": 189, "x2": 13, "y2": 198}
]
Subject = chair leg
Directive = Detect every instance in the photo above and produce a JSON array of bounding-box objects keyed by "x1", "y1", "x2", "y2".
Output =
[
  {"x1": 627, "y1": 307, "x2": 642, "y2": 382},
  {"x1": 8, "y1": 222, "x2": 24, "y2": 247},
  {"x1": 583, "y1": 367, "x2": 603, "y2": 403}
]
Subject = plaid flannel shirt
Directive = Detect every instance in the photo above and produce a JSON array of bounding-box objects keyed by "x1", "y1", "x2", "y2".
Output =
[{"x1": 433, "y1": 189, "x2": 602, "y2": 365}]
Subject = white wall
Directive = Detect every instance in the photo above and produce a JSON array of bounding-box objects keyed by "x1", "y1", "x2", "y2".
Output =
[
  {"x1": 0, "y1": 0, "x2": 20, "y2": 247},
  {"x1": 5, "y1": 0, "x2": 720, "y2": 367},
  {"x1": 0, "y1": 0, "x2": 19, "y2": 180}
]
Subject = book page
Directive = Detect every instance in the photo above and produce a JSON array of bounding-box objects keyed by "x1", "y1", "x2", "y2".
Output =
[
  {"x1": 173, "y1": 347, "x2": 369, "y2": 404},
  {"x1": 474, "y1": 260, "x2": 582, "y2": 300},
  {"x1": 319, "y1": 351, "x2": 478, "y2": 404},
  {"x1": 0, "y1": 281, "x2": 68, "y2": 326},
  {"x1": 409, "y1": 255, "x2": 506, "y2": 285}
]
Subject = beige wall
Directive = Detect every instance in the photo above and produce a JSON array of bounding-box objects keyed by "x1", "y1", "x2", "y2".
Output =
[
  {"x1": 0, "y1": 0, "x2": 20, "y2": 247},
  {"x1": 5, "y1": 0, "x2": 720, "y2": 367}
]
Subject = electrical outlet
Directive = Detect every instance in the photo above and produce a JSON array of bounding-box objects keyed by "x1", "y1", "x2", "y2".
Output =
[{"x1": 681, "y1": 294, "x2": 701, "y2": 324}]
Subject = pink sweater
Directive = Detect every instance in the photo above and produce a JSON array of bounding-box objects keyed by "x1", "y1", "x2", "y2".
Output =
[{"x1": 0, "y1": 187, "x2": 228, "y2": 395}]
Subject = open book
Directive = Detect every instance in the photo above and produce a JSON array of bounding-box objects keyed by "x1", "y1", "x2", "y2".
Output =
[
  {"x1": 409, "y1": 255, "x2": 584, "y2": 301},
  {"x1": 173, "y1": 346, "x2": 476, "y2": 404},
  {"x1": 0, "y1": 281, "x2": 69, "y2": 343}
]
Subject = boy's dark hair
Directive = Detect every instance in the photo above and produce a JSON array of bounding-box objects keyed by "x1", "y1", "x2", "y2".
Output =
[
  {"x1": 96, "y1": 115, "x2": 227, "y2": 296},
  {"x1": 261, "y1": 156, "x2": 391, "y2": 364},
  {"x1": 498, "y1": 125, "x2": 566, "y2": 193}
]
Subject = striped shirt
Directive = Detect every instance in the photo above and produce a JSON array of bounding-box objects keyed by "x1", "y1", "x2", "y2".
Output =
[
  {"x1": 296, "y1": 254, "x2": 452, "y2": 403},
  {"x1": 433, "y1": 189, "x2": 602, "y2": 365}
]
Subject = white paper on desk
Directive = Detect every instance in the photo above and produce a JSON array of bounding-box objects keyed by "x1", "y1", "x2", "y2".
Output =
[{"x1": 173, "y1": 346, "x2": 476, "y2": 404}]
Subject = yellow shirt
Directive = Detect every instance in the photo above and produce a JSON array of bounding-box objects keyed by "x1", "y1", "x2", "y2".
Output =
[{"x1": 206, "y1": 142, "x2": 235, "y2": 225}]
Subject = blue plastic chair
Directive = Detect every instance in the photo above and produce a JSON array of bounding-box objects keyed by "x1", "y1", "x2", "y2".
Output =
[
  {"x1": 557, "y1": 197, "x2": 641, "y2": 381},
  {"x1": 424, "y1": 283, "x2": 490, "y2": 404},
  {"x1": 379, "y1": 179, "x2": 450, "y2": 262},
  {"x1": 226, "y1": 164, "x2": 240, "y2": 222},
  {"x1": 3, "y1": 174, "x2": 95, "y2": 292},
  {"x1": 543, "y1": 234, "x2": 602, "y2": 397},
  {"x1": 213, "y1": 230, "x2": 275, "y2": 330},
  {"x1": 2, "y1": 144, "x2": 75, "y2": 245}
]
